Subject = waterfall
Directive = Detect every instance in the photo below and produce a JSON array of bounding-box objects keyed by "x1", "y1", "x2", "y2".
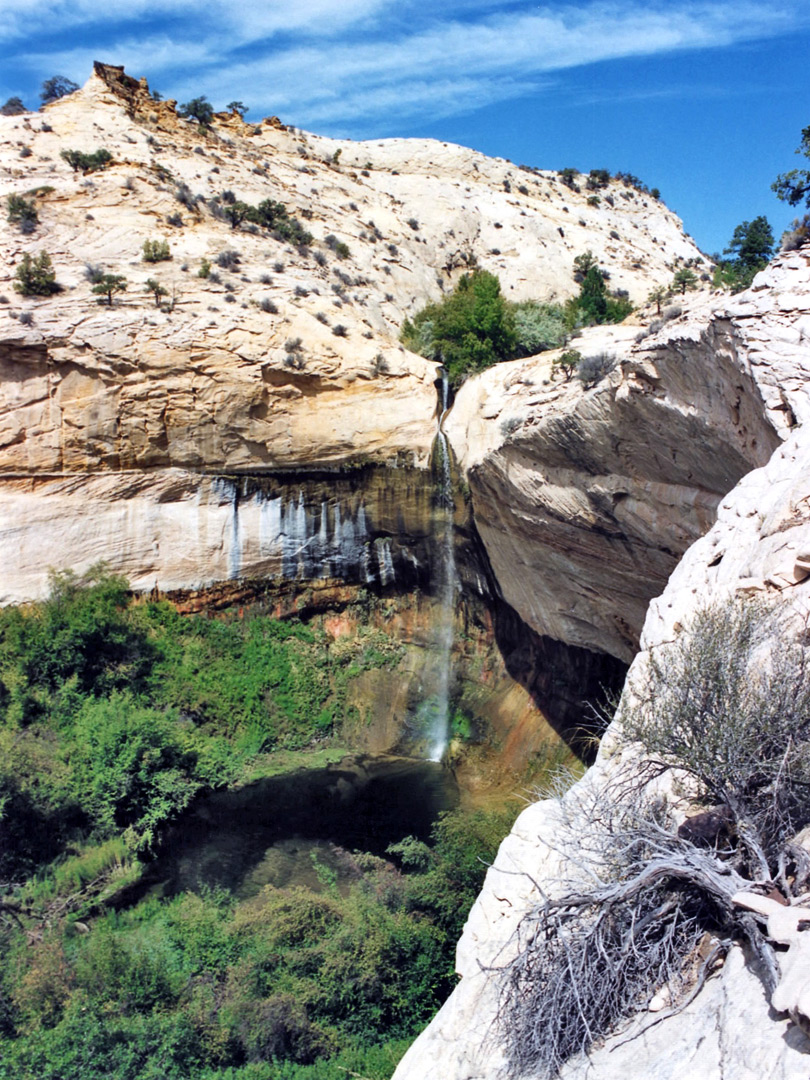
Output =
[{"x1": 427, "y1": 369, "x2": 457, "y2": 761}]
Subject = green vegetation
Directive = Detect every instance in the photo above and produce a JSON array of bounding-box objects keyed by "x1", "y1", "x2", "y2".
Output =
[
  {"x1": 402, "y1": 261, "x2": 632, "y2": 386},
  {"x1": 60, "y1": 148, "x2": 113, "y2": 174},
  {"x1": 401, "y1": 271, "x2": 517, "y2": 386},
  {"x1": 142, "y1": 239, "x2": 171, "y2": 263},
  {"x1": 772, "y1": 123, "x2": 810, "y2": 209},
  {"x1": 7, "y1": 193, "x2": 38, "y2": 233},
  {"x1": 145, "y1": 278, "x2": 168, "y2": 306},
  {"x1": 0, "y1": 570, "x2": 516, "y2": 1078},
  {"x1": 712, "y1": 216, "x2": 774, "y2": 291},
  {"x1": 179, "y1": 95, "x2": 214, "y2": 127},
  {"x1": 92, "y1": 274, "x2": 128, "y2": 305},
  {"x1": 14, "y1": 251, "x2": 59, "y2": 296},
  {"x1": 40, "y1": 76, "x2": 78, "y2": 104},
  {"x1": 671, "y1": 267, "x2": 698, "y2": 295},
  {"x1": 568, "y1": 251, "x2": 633, "y2": 327},
  {"x1": 1, "y1": 96, "x2": 26, "y2": 115}
]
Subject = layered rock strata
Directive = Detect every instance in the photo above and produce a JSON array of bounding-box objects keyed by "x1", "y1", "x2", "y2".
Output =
[{"x1": 1, "y1": 62, "x2": 703, "y2": 602}]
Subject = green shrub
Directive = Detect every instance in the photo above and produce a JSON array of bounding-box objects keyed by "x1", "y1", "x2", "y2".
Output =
[
  {"x1": 13, "y1": 252, "x2": 60, "y2": 297},
  {"x1": 60, "y1": 148, "x2": 112, "y2": 174},
  {"x1": 1, "y1": 96, "x2": 26, "y2": 116},
  {"x1": 512, "y1": 301, "x2": 566, "y2": 354},
  {"x1": 400, "y1": 269, "x2": 517, "y2": 386},
  {"x1": 142, "y1": 239, "x2": 171, "y2": 263},
  {"x1": 7, "y1": 194, "x2": 38, "y2": 233}
]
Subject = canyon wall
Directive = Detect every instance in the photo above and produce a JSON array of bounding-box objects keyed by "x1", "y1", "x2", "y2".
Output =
[{"x1": 395, "y1": 248, "x2": 810, "y2": 1078}]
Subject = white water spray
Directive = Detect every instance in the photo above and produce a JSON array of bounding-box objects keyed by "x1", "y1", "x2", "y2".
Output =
[{"x1": 427, "y1": 370, "x2": 457, "y2": 761}]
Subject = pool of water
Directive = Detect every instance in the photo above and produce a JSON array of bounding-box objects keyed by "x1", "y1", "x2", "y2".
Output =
[{"x1": 147, "y1": 754, "x2": 459, "y2": 899}]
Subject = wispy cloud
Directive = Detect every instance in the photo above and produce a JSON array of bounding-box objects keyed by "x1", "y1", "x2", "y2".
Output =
[{"x1": 6, "y1": 1, "x2": 810, "y2": 130}]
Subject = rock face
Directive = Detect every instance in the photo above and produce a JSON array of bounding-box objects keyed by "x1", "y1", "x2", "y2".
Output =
[
  {"x1": 1, "y1": 63, "x2": 703, "y2": 601},
  {"x1": 446, "y1": 248, "x2": 810, "y2": 661},
  {"x1": 394, "y1": 254, "x2": 810, "y2": 1078}
]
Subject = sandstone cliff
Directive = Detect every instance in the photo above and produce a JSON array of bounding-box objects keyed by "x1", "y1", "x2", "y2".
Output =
[
  {"x1": 395, "y1": 250, "x2": 810, "y2": 1078},
  {"x1": 446, "y1": 248, "x2": 810, "y2": 660},
  {"x1": 1, "y1": 62, "x2": 703, "y2": 602}
]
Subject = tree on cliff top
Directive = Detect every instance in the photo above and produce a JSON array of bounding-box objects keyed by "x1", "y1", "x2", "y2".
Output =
[
  {"x1": 40, "y1": 76, "x2": 78, "y2": 104},
  {"x1": 773, "y1": 123, "x2": 810, "y2": 209},
  {"x1": 713, "y1": 216, "x2": 774, "y2": 291}
]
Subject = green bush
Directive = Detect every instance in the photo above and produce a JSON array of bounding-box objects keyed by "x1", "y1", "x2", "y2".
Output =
[
  {"x1": 7, "y1": 194, "x2": 38, "y2": 232},
  {"x1": 512, "y1": 301, "x2": 566, "y2": 354},
  {"x1": 91, "y1": 274, "x2": 127, "y2": 305},
  {"x1": 400, "y1": 270, "x2": 517, "y2": 386},
  {"x1": 60, "y1": 148, "x2": 112, "y2": 174},
  {"x1": 13, "y1": 252, "x2": 59, "y2": 297},
  {"x1": 180, "y1": 96, "x2": 214, "y2": 127},
  {"x1": 142, "y1": 239, "x2": 171, "y2": 263}
]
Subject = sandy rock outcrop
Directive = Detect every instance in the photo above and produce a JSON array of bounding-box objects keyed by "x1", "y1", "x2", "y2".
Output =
[
  {"x1": 446, "y1": 247, "x2": 810, "y2": 661},
  {"x1": 395, "y1": 357, "x2": 810, "y2": 1080}
]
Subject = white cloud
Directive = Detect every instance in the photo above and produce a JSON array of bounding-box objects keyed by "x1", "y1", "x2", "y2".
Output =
[{"x1": 5, "y1": 0, "x2": 809, "y2": 128}]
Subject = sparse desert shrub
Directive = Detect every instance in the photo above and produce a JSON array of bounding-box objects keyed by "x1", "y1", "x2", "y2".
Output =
[
  {"x1": 259, "y1": 297, "x2": 278, "y2": 314},
  {"x1": 499, "y1": 416, "x2": 522, "y2": 437},
  {"x1": 513, "y1": 301, "x2": 567, "y2": 355},
  {"x1": 198, "y1": 258, "x2": 211, "y2": 279},
  {"x1": 142, "y1": 239, "x2": 171, "y2": 263},
  {"x1": 294, "y1": 285, "x2": 309, "y2": 297},
  {"x1": 14, "y1": 251, "x2": 60, "y2": 296},
  {"x1": 166, "y1": 212, "x2": 183, "y2": 227},
  {"x1": 332, "y1": 323, "x2": 348, "y2": 337},
  {"x1": 577, "y1": 351, "x2": 617, "y2": 387},
  {"x1": 144, "y1": 278, "x2": 168, "y2": 306},
  {"x1": 215, "y1": 249, "x2": 240, "y2": 269},
  {"x1": 19, "y1": 145, "x2": 32, "y2": 158},
  {"x1": 315, "y1": 311, "x2": 329, "y2": 324},
  {"x1": 224, "y1": 293, "x2": 236, "y2": 303},
  {"x1": 313, "y1": 250, "x2": 327, "y2": 267},
  {"x1": 174, "y1": 182, "x2": 198, "y2": 209},
  {"x1": 407, "y1": 217, "x2": 419, "y2": 230},
  {"x1": 780, "y1": 214, "x2": 810, "y2": 252},
  {"x1": 18, "y1": 310, "x2": 34, "y2": 326},
  {"x1": 372, "y1": 352, "x2": 390, "y2": 375},
  {"x1": 497, "y1": 597, "x2": 810, "y2": 1080}
]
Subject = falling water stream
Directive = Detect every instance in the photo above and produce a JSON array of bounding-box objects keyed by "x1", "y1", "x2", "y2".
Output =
[{"x1": 426, "y1": 369, "x2": 458, "y2": 761}]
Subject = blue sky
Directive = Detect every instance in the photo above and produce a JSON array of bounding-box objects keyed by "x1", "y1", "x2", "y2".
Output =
[{"x1": 2, "y1": 0, "x2": 809, "y2": 255}]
